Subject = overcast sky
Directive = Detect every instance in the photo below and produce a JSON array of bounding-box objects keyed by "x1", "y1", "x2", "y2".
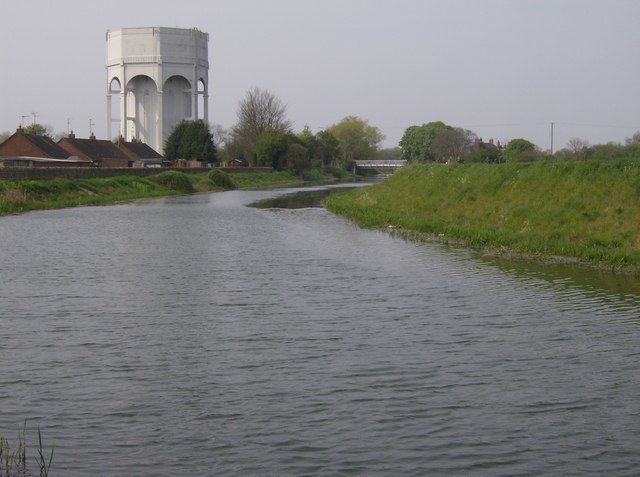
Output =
[{"x1": 1, "y1": 0, "x2": 639, "y2": 150}]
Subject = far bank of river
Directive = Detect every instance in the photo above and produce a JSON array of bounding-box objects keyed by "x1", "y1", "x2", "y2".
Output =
[{"x1": 0, "y1": 169, "x2": 338, "y2": 217}]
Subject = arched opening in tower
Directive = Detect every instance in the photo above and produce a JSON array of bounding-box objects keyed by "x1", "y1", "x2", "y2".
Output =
[
  {"x1": 163, "y1": 75, "x2": 192, "y2": 144},
  {"x1": 108, "y1": 77, "x2": 122, "y2": 141},
  {"x1": 127, "y1": 75, "x2": 158, "y2": 147},
  {"x1": 197, "y1": 79, "x2": 207, "y2": 121}
]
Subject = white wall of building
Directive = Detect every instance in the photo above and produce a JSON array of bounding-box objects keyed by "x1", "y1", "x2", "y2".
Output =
[{"x1": 106, "y1": 27, "x2": 209, "y2": 154}]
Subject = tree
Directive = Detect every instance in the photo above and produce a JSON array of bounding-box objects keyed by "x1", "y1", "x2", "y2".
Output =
[
  {"x1": 504, "y1": 138, "x2": 539, "y2": 162},
  {"x1": 376, "y1": 147, "x2": 401, "y2": 161},
  {"x1": 399, "y1": 121, "x2": 452, "y2": 162},
  {"x1": 210, "y1": 123, "x2": 230, "y2": 148},
  {"x1": 625, "y1": 131, "x2": 640, "y2": 146},
  {"x1": 0, "y1": 131, "x2": 10, "y2": 144},
  {"x1": 164, "y1": 119, "x2": 216, "y2": 162},
  {"x1": 566, "y1": 137, "x2": 590, "y2": 159},
  {"x1": 314, "y1": 129, "x2": 340, "y2": 166},
  {"x1": 255, "y1": 128, "x2": 290, "y2": 168},
  {"x1": 281, "y1": 142, "x2": 311, "y2": 176},
  {"x1": 232, "y1": 87, "x2": 291, "y2": 165},
  {"x1": 430, "y1": 127, "x2": 476, "y2": 163},
  {"x1": 326, "y1": 116, "x2": 384, "y2": 166},
  {"x1": 465, "y1": 143, "x2": 503, "y2": 163},
  {"x1": 23, "y1": 123, "x2": 55, "y2": 139}
]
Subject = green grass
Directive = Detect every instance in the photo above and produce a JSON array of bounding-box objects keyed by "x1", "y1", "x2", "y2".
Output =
[
  {"x1": 0, "y1": 169, "x2": 305, "y2": 216},
  {"x1": 226, "y1": 170, "x2": 302, "y2": 189},
  {"x1": 1, "y1": 424, "x2": 53, "y2": 477},
  {"x1": 325, "y1": 159, "x2": 640, "y2": 272}
]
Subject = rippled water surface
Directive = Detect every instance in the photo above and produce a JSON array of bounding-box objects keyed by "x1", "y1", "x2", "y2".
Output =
[{"x1": 1, "y1": 185, "x2": 640, "y2": 476}]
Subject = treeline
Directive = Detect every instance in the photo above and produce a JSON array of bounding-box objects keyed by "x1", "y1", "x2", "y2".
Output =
[
  {"x1": 165, "y1": 88, "x2": 387, "y2": 180},
  {"x1": 399, "y1": 120, "x2": 640, "y2": 164}
]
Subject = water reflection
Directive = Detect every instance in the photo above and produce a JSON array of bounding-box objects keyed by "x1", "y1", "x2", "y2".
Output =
[{"x1": 249, "y1": 185, "x2": 364, "y2": 209}]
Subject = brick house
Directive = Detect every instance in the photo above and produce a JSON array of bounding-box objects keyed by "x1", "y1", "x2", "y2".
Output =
[
  {"x1": 115, "y1": 138, "x2": 167, "y2": 168},
  {"x1": 0, "y1": 127, "x2": 89, "y2": 167},
  {"x1": 58, "y1": 132, "x2": 131, "y2": 167}
]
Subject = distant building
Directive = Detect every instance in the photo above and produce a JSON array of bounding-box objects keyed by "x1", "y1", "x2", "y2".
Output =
[
  {"x1": 115, "y1": 137, "x2": 167, "y2": 168},
  {"x1": 58, "y1": 132, "x2": 130, "y2": 167},
  {"x1": 0, "y1": 127, "x2": 90, "y2": 167},
  {"x1": 226, "y1": 158, "x2": 246, "y2": 168},
  {"x1": 106, "y1": 27, "x2": 209, "y2": 154}
]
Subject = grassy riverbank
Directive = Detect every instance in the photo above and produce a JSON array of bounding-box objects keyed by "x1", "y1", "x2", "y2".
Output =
[
  {"x1": 325, "y1": 159, "x2": 640, "y2": 273},
  {"x1": 0, "y1": 169, "x2": 304, "y2": 217}
]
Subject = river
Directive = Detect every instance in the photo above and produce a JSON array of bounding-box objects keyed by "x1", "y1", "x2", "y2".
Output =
[{"x1": 1, "y1": 184, "x2": 639, "y2": 476}]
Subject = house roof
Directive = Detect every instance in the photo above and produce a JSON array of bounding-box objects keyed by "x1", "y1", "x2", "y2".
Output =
[
  {"x1": 20, "y1": 133, "x2": 71, "y2": 159},
  {"x1": 117, "y1": 140, "x2": 163, "y2": 159},
  {"x1": 59, "y1": 138, "x2": 129, "y2": 160}
]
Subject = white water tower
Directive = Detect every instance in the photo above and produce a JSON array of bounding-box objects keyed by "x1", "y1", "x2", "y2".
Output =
[{"x1": 106, "y1": 27, "x2": 209, "y2": 153}]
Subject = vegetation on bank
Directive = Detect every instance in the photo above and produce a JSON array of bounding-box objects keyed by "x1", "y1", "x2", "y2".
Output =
[
  {"x1": 0, "y1": 425, "x2": 53, "y2": 477},
  {"x1": 0, "y1": 169, "x2": 307, "y2": 217},
  {"x1": 325, "y1": 159, "x2": 640, "y2": 273}
]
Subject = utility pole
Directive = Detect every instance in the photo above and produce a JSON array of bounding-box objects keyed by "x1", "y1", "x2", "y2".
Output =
[{"x1": 550, "y1": 122, "x2": 555, "y2": 155}]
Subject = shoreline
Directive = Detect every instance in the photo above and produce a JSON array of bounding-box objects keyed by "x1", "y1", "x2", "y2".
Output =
[
  {"x1": 0, "y1": 169, "x2": 327, "y2": 218},
  {"x1": 324, "y1": 160, "x2": 640, "y2": 277},
  {"x1": 383, "y1": 225, "x2": 639, "y2": 276}
]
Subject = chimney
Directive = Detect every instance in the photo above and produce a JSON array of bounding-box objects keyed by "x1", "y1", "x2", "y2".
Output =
[
  {"x1": 489, "y1": 138, "x2": 494, "y2": 145},
  {"x1": 68, "y1": 130, "x2": 75, "y2": 139},
  {"x1": 90, "y1": 132, "x2": 96, "y2": 140},
  {"x1": 16, "y1": 125, "x2": 23, "y2": 133}
]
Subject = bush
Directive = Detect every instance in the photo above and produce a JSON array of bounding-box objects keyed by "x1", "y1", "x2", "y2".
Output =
[
  {"x1": 325, "y1": 165, "x2": 351, "y2": 179},
  {"x1": 150, "y1": 171, "x2": 194, "y2": 193},
  {"x1": 301, "y1": 168, "x2": 325, "y2": 182},
  {"x1": 208, "y1": 169, "x2": 236, "y2": 189}
]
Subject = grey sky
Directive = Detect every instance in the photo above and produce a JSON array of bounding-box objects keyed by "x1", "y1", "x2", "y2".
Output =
[{"x1": 1, "y1": 0, "x2": 639, "y2": 150}]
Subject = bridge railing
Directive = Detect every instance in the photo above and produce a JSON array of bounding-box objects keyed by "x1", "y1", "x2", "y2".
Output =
[{"x1": 355, "y1": 160, "x2": 407, "y2": 168}]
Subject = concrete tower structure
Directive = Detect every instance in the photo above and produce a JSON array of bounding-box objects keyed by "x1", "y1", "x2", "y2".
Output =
[{"x1": 106, "y1": 27, "x2": 209, "y2": 153}]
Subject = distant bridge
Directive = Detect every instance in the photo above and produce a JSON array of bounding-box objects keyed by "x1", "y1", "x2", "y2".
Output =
[{"x1": 354, "y1": 160, "x2": 407, "y2": 171}]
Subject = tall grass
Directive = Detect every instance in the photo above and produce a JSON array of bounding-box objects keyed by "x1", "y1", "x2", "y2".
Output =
[
  {"x1": 0, "y1": 424, "x2": 53, "y2": 477},
  {"x1": 325, "y1": 159, "x2": 640, "y2": 272}
]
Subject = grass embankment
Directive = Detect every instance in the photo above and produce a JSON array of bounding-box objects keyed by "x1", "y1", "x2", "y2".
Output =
[
  {"x1": 0, "y1": 169, "x2": 302, "y2": 217},
  {"x1": 325, "y1": 159, "x2": 640, "y2": 272}
]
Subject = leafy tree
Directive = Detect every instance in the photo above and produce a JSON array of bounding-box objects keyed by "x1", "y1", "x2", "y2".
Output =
[
  {"x1": 504, "y1": 138, "x2": 539, "y2": 162},
  {"x1": 232, "y1": 87, "x2": 291, "y2": 165},
  {"x1": 398, "y1": 121, "x2": 452, "y2": 162},
  {"x1": 23, "y1": 123, "x2": 55, "y2": 139},
  {"x1": 255, "y1": 128, "x2": 290, "y2": 168},
  {"x1": 0, "y1": 131, "x2": 10, "y2": 144},
  {"x1": 314, "y1": 129, "x2": 340, "y2": 166},
  {"x1": 326, "y1": 116, "x2": 384, "y2": 166},
  {"x1": 430, "y1": 127, "x2": 476, "y2": 162},
  {"x1": 281, "y1": 142, "x2": 311, "y2": 175},
  {"x1": 164, "y1": 119, "x2": 216, "y2": 162}
]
